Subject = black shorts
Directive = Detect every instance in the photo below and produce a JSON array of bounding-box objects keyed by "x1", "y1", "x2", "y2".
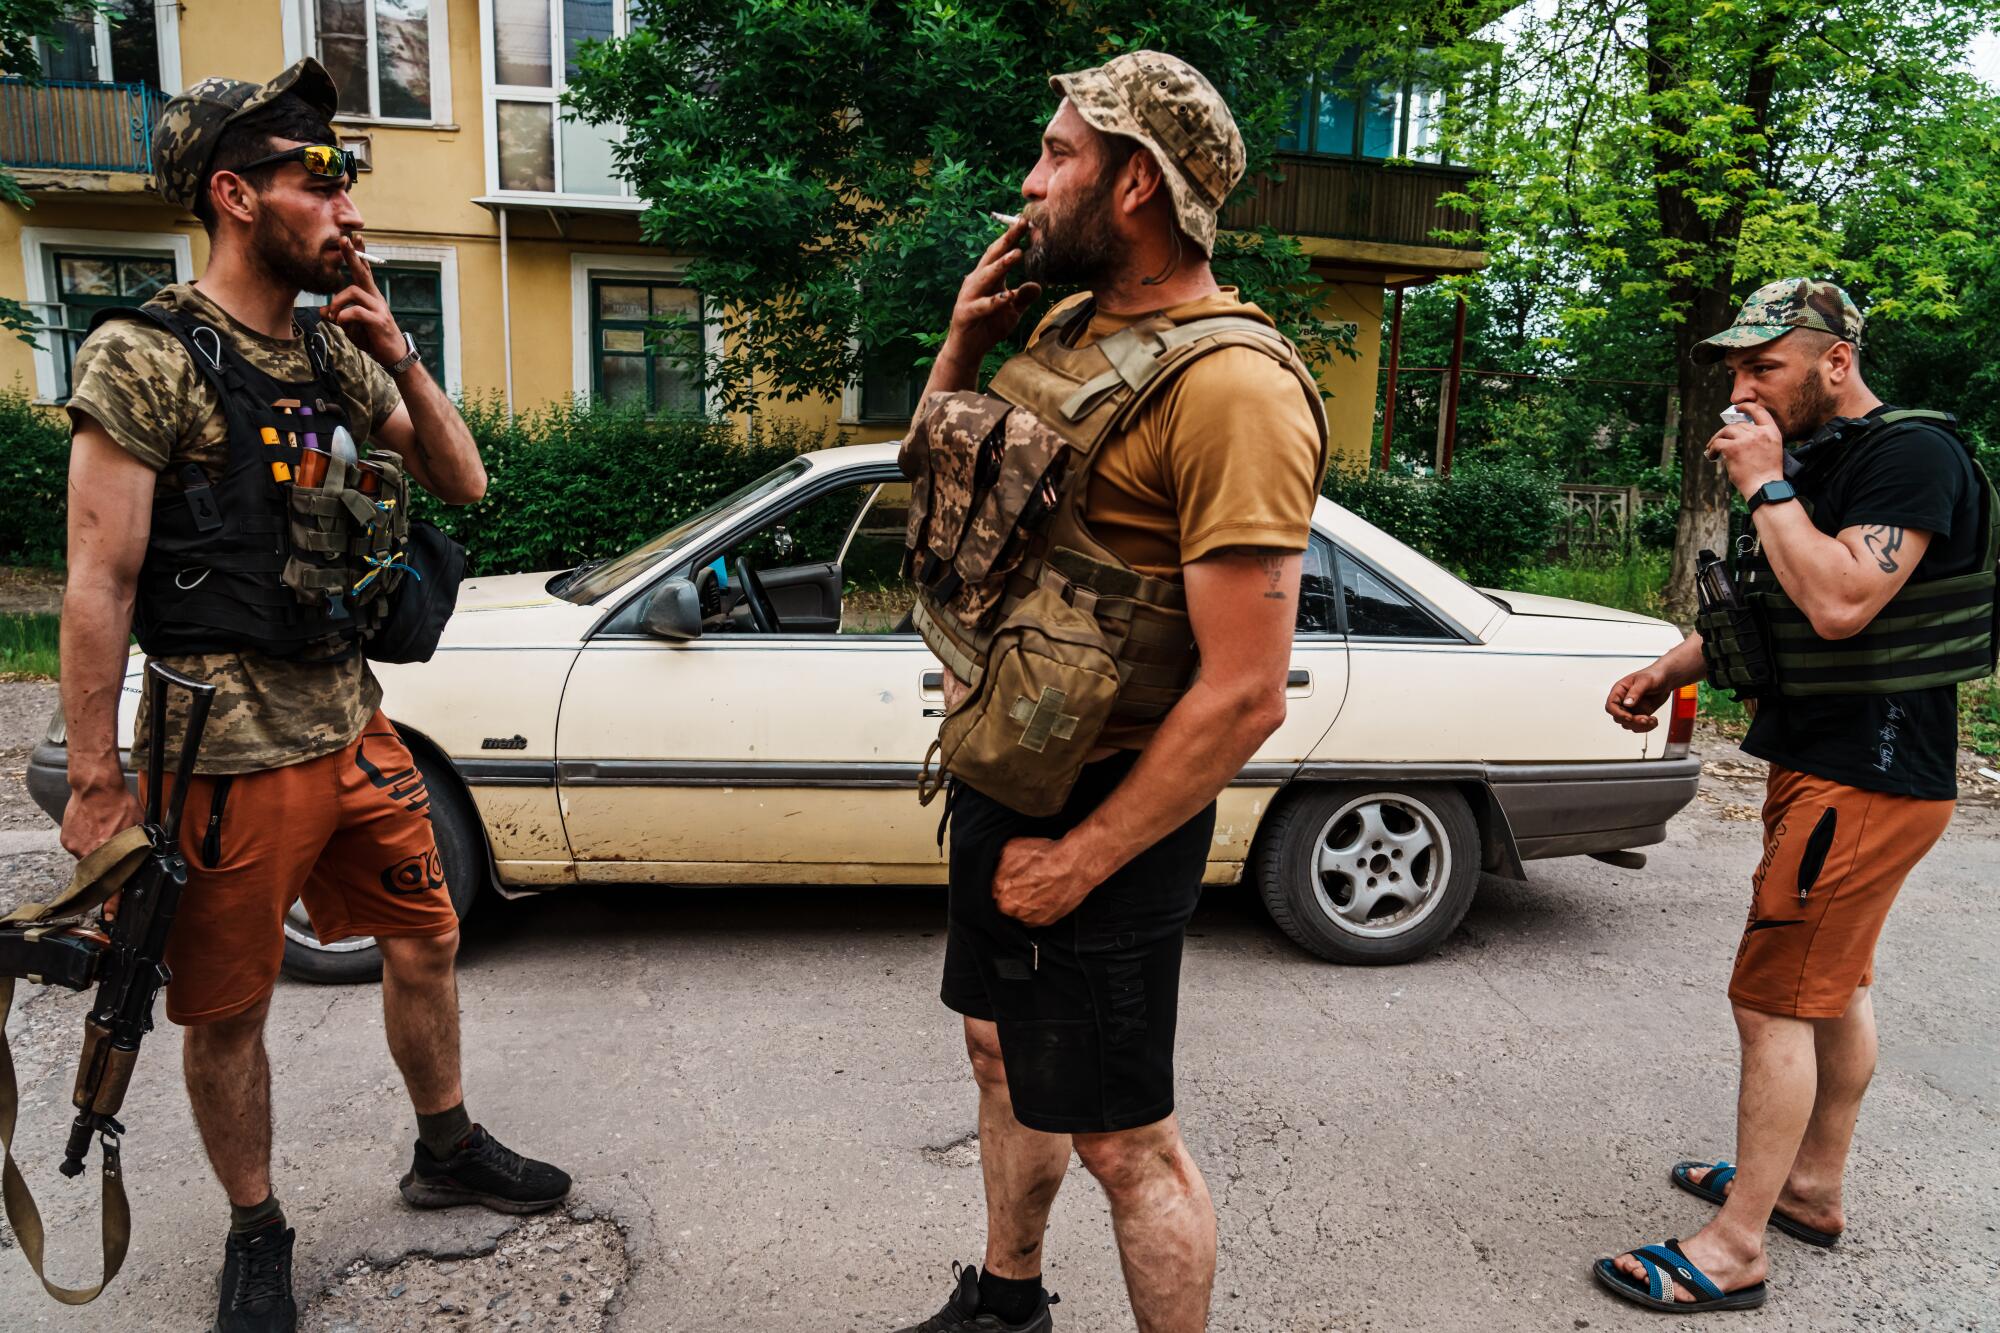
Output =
[{"x1": 940, "y1": 752, "x2": 1216, "y2": 1134}]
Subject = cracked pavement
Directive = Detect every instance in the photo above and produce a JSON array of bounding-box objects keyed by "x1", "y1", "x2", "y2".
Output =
[{"x1": 1, "y1": 677, "x2": 1994, "y2": 1330}]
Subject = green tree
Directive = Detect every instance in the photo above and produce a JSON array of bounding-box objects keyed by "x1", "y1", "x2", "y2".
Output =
[
  {"x1": 565, "y1": 0, "x2": 1353, "y2": 412},
  {"x1": 1, "y1": 0, "x2": 81, "y2": 344},
  {"x1": 1423, "y1": 0, "x2": 2000, "y2": 619}
]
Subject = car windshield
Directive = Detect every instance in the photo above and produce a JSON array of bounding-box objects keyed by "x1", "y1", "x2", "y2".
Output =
[{"x1": 552, "y1": 459, "x2": 813, "y2": 604}]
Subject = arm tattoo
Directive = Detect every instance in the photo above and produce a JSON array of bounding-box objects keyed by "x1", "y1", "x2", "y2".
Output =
[
  {"x1": 1862, "y1": 525, "x2": 1905, "y2": 574},
  {"x1": 1256, "y1": 555, "x2": 1288, "y2": 600}
]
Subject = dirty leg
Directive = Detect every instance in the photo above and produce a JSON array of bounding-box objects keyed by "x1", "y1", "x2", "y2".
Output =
[
  {"x1": 1073, "y1": 1114, "x2": 1214, "y2": 1333},
  {"x1": 182, "y1": 996, "x2": 276, "y2": 1207},
  {"x1": 964, "y1": 1017, "x2": 1070, "y2": 1280},
  {"x1": 380, "y1": 929, "x2": 465, "y2": 1115}
]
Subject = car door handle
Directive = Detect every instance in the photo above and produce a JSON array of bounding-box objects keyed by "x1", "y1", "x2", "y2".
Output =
[
  {"x1": 921, "y1": 670, "x2": 944, "y2": 692},
  {"x1": 1286, "y1": 669, "x2": 1310, "y2": 689}
]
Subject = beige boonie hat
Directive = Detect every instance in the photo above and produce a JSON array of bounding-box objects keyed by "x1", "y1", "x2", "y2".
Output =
[
  {"x1": 153, "y1": 58, "x2": 340, "y2": 211},
  {"x1": 1692, "y1": 278, "x2": 1865, "y2": 365},
  {"x1": 1050, "y1": 50, "x2": 1245, "y2": 256}
]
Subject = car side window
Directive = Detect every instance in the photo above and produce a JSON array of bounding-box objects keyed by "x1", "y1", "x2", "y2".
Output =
[
  {"x1": 839, "y1": 481, "x2": 917, "y2": 634},
  {"x1": 1298, "y1": 533, "x2": 1341, "y2": 634},
  {"x1": 1336, "y1": 549, "x2": 1455, "y2": 639}
]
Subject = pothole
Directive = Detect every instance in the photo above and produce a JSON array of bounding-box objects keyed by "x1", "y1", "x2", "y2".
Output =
[
  {"x1": 921, "y1": 1131, "x2": 980, "y2": 1169},
  {"x1": 304, "y1": 1209, "x2": 629, "y2": 1332}
]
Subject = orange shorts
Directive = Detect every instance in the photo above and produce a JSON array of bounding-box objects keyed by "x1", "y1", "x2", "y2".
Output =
[
  {"x1": 145, "y1": 712, "x2": 458, "y2": 1026},
  {"x1": 1729, "y1": 765, "x2": 1953, "y2": 1019}
]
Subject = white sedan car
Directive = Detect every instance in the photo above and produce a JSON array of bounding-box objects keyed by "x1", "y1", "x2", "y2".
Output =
[{"x1": 30, "y1": 443, "x2": 1699, "y2": 981}]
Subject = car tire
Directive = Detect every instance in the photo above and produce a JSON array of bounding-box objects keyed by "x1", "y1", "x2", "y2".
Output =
[
  {"x1": 1255, "y1": 782, "x2": 1480, "y2": 965},
  {"x1": 279, "y1": 736, "x2": 485, "y2": 985}
]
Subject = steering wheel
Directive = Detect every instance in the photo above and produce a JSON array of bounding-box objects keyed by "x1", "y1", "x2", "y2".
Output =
[{"x1": 733, "y1": 556, "x2": 781, "y2": 633}]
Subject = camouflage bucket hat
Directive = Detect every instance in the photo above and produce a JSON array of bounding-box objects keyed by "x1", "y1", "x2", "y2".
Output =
[
  {"x1": 1692, "y1": 278, "x2": 1864, "y2": 365},
  {"x1": 154, "y1": 58, "x2": 340, "y2": 211},
  {"x1": 1050, "y1": 50, "x2": 1245, "y2": 257}
]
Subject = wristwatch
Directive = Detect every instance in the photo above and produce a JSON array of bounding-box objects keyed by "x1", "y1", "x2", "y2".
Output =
[
  {"x1": 386, "y1": 331, "x2": 421, "y2": 377},
  {"x1": 1746, "y1": 479, "x2": 1799, "y2": 514}
]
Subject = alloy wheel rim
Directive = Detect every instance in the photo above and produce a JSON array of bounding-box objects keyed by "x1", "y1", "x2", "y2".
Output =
[
  {"x1": 282, "y1": 900, "x2": 376, "y2": 954},
  {"x1": 1309, "y1": 792, "x2": 1450, "y2": 938}
]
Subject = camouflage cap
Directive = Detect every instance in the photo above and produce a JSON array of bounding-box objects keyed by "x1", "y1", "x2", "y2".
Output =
[
  {"x1": 153, "y1": 58, "x2": 340, "y2": 211},
  {"x1": 1050, "y1": 50, "x2": 1245, "y2": 257},
  {"x1": 1692, "y1": 278, "x2": 1864, "y2": 365}
]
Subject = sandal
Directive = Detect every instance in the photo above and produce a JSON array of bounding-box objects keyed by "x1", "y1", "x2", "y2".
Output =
[
  {"x1": 1671, "y1": 1160, "x2": 1842, "y2": 1248},
  {"x1": 1593, "y1": 1238, "x2": 1768, "y2": 1313}
]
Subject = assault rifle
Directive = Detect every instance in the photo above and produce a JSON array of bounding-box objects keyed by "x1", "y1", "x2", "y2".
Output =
[{"x1": 0, "y1": 661, "x2": 215, "y2": 1304}]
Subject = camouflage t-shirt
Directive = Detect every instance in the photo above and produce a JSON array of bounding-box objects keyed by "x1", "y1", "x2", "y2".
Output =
[{"x1": 66, "y1": 282, "x2": 402, "y2": 775}]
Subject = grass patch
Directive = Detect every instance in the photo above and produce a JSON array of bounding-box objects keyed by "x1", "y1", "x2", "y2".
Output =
[
  {"x1": 1962, "y1": 672, "x2": 2000, "y2": 761},
  {"x1": 0, "y1": 612, "x2": 59, "y2": 680},
  {"x1": 1507, "y1": 549, "x2": 1671, "y2": 618}
]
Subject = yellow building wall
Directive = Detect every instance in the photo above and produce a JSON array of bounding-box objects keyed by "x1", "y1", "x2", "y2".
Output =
[{"x1": 0, "y1": 0, "x2": 1387, "y2": 461}]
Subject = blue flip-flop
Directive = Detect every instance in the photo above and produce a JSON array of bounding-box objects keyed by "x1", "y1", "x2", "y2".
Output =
[
  {"x1": 1671, "y1": 1160, "x2": 1842, "y2": 1248},
  {"x1": 1593, "y1": 1238, "x2": 1768, "y2": 1313}
]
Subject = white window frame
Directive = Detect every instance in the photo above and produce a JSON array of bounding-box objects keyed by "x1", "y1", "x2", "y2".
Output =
[
  {"x1": 479, "y1": 0, "x2": 633, "y2": 203},
  {"x1": 285, "y1": 0, "x2": 454, "y2": 128},
  {"x1": 569, "y1": 252, "x2": 718, "y2": 415},
  {"x1": 33, "y1": 2, "x2": 181, "y2": 91},
  {"x1": 359, "y1": 242, "x2": 463, "y2": 395},
  {"x1": 18, "y1": 226, "x2": 195, "y2": 403}
]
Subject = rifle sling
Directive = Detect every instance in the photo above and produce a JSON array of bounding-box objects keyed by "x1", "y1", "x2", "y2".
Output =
[{"x1": 0, "y1": 825, "x2": 150, "y2": 1304}]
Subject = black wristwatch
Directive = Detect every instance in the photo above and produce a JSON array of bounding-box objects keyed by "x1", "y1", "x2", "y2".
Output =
[{"x1": 1746, "y1": 479, "x2": 1799, "y2": 514}]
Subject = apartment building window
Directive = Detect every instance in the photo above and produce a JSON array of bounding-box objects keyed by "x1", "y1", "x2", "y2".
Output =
[
  {"x1": 1278, "y1": 55, "x2": 1449, "y2": 164},
  {"x1": 858, "y1": 347, "x2": 925, "y2": 424},
  {"x1": 590, "y1": 278, "x2": 702, "y2": 414},
  {"x1": 36, "y1": 0, "x2": 170, "y2": 87},
  {"x1": 307, "y1": 0, "x2": 448, "y2": 122},
  {"x1": 374, "y1": 264, "x2": 445, "y2": 371},
  {"x1": 487, "y1": 0, "x2": 626, "y2": 197},
  {"x1": 47, "y1": 250, "x2": 176, "y2": 399}
]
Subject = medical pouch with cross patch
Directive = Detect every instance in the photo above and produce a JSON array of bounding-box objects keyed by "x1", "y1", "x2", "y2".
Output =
[
  {"x1": 902, "y1": 294, "x2": 1330, "y2": 815},
  {"x1": 926, "y1": 586, "x2": 1120, "y2": 817},
  {"x1": 90, "y1": 304, "x2": 411, "y2": 662}
]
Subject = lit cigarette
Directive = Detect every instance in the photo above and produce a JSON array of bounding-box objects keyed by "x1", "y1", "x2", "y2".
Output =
[
  {"x1": 988, "y1": 211, "x2": 1021, "y2": 226},
  {"x1": 343, "y1": 246, "x2": 374, "y2": 266}
]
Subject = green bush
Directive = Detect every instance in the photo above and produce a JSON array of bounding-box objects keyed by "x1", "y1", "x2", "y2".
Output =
[
  {"x1": 1322, "y1": 456, "x2": 1564, "y2": 587},
  {"x1": 1635, "y1": 499, "x2": 1678, "y2": 550},
  {"x1": 0, "y1": 387, "x2": 70, "y2": 567},
  {"x1": 409, "y1": 398, "x2": 834, "y2": 577}
]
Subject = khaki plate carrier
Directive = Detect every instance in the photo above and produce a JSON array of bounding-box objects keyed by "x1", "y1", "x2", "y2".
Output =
[{"x1": 902, "y1": 298, "x2": 1328, "y2": 815}]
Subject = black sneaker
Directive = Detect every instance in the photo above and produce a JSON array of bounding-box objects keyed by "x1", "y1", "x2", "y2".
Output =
[
  {"x1": 891, "y1": 1261, "x2": 1058, "y2": 1332},
  {"x1": 213, "y1": 1222, "x2": 296, "y2": 1333},
  {"x1": 398, "y1": 1124, "x2": 571, "y2": 1214}
]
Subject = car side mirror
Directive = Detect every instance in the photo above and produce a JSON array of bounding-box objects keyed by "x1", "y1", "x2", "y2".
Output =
[{"x1": 640, "y1": 578, "x2": 703, "y2": 641}]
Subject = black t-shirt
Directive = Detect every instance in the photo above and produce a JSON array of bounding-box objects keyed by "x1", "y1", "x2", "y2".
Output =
[{"x1": 1741, "y1": 406, "x2": 1984, "y2": 799}]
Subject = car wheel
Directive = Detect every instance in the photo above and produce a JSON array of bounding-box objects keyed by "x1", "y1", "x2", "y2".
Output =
[
  {"x1": 279, "y1": 737, "x2": 485, "y2": 985},
  {"x1": 1255, "y1": 783, "x2": 1480, "y2": 965}
]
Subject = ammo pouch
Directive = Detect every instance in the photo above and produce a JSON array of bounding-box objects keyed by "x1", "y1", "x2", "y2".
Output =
[
  {"x1": 919, "y1": 587, "x2": 1119, "y2": 816},
  {"x1": 902, "y1": 392, "x2": 1076, "y2": 633},
  {"x1": 282, "y1": 452, "x2": 411, "y2": 639},
  {"x1": 1695, "y1": 547, "x2": 1775, "y2": 701}
]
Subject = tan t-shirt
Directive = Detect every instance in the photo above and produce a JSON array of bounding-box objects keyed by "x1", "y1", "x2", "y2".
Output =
[
  {"x1": 1032, "y1": 289, "x2": 1326, "y2": 746},
  {"x1": 66, "y1": 283, "x2": 402, "y2": 775}
]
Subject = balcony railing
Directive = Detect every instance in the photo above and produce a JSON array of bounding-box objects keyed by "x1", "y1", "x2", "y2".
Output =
[
  {"x1": 1222, "y1": 154, "x2": 1479, "y2": 253},
  {"x1": 0, "y1": 77, "x2": 163, "y2": 175}
]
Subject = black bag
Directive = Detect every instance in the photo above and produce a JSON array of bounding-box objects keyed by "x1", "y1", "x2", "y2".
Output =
[{"x1": 364, "y1": 520, "x2": 466, "y2": 664}]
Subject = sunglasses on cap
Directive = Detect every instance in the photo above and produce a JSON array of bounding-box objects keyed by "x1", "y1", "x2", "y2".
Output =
[{"x1": 233, "y1": 143, "x2": 358, "y2": 185}]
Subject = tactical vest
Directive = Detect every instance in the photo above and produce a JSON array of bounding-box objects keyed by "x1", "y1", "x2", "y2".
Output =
[
  {"x1": 94, "y1": 304, "x2": 413, "y2": 661},
  {"x1": 1701, "y1": 410, "x2": 2000, "y2": 699},
  {"x1": 902, "y1": 297, "x2": 1329, "y2": 814}
]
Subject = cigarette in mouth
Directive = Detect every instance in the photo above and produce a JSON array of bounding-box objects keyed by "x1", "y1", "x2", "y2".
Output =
[
  {"x1": 343, "y1": 245, "x2": 373, "y2": 266},
  {"x1": 988, "y1": 211, "x2": 1021, "y2": 226}
]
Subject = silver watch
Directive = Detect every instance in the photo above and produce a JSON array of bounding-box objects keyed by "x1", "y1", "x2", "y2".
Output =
[{"x1": 387, "y1": 331, "x2": 421, "y2": 376}]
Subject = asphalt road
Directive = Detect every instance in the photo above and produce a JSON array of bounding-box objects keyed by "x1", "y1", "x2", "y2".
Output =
[{"x1": 1, "y1": 680, "x2": 1994, "y2": 1332}]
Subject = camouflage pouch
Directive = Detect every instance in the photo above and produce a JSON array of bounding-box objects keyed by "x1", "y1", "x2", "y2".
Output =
[
  {"x1": 919, "y1": 586, "x2": 1119, "y2": 816},
  {"x1": 281, "y1": 453, "x2": 409, "y2": 615},
  {"x1": 903, "y1": 390, "x2": 1076, "y2": 632}
]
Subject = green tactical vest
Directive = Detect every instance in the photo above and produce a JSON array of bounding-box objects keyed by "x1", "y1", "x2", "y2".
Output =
[
  {"x1": 1723, "y1": 410, "x2": 1999, "y2": 698},
  {"x1": 900, "y1": 296, "x2": 1329, "y2": 814}
]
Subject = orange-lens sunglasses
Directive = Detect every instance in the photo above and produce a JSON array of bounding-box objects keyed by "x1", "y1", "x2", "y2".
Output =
[{"x1": 234, "y1": 144, "x2": 358, "y2": 184}]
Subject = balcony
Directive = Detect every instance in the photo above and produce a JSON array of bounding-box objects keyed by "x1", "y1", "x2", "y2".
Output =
[
  {"x1": 1221, "y1": 154, "x2": 1483, "y2": 274},
  {"x1": 0, "y1": 77, "x2": 163, "y2": 194}
]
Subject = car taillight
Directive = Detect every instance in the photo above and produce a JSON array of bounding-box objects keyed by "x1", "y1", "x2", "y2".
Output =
[{"x1": 1665, "y1": 684, "x2": 1698, "y2": 757}]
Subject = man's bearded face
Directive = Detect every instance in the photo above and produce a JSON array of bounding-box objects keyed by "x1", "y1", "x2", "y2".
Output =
[
  {"x1": 1771, "y1": 360, "x2": 1839, "y2": 439},
  {"x1": 252, "y1": 200, "x2": 347, "y2": 296},
  {"x1": 1018, "y1": 157, "x2": 1124, "y2": 289}
]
